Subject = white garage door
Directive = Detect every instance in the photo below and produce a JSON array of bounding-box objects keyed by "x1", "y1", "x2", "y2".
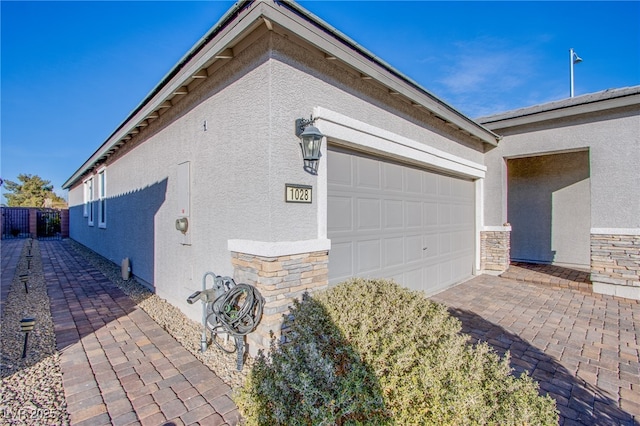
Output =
[{"x1": 328, "y1": 148, "x2": 475, "y2": 295}]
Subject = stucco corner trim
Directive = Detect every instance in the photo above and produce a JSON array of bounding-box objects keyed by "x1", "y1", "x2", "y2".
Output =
[
  {"x1": 228, "y1": 239, "x2": 331, "y2": 257},
  {"x1": 591, "y1": 228, "x2": 640, "y2": 236},
  {"x1": 482, "y1": 225, "x2": 512, "y2": 232}
]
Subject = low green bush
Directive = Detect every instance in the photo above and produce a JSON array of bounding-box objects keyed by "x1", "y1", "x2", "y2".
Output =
[{"x1": 237, "y1": 279, "x2": 558, "y2": 425}]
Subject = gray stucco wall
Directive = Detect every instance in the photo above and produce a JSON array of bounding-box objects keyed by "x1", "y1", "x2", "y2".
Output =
[
  {"x1": 268, "y1": 34, "x2": 486, "y2": 167},
  {"x1": 69, "y1": 32, "x2": 487, "y2": 323},
  {"x1": 484, "y1": 108, "x2": 640, "y2": 231}
]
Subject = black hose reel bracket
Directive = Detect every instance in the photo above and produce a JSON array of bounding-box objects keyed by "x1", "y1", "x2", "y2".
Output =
[{"x1": 187, "y1": 273, "x2": 264, "y2": 371}]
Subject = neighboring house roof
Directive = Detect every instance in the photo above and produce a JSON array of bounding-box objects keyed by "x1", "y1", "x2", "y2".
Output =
[
  {"x1": 63, "y1": 0, "x2": 499, "y2": 190},
  {"x1": 477, "y1": 85, "x2": 640, "y2": 130}
]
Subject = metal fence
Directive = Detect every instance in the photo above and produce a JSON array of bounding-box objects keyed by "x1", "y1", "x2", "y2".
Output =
[
  {"x1": 36, "y1": 209, "x2": 62, "y2": 240},
  {"x1": 1, "y1": 207, "x2": 64, "y2": 240},
  {"x1": 1, "y1": 207, "x2": 30, "y2": 239}
]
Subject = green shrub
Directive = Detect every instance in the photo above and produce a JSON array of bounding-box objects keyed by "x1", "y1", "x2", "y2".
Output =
[
  {"x1": 236, "y1": 292, "x2": 390, "y2": 425},
  {"x1": 237, "y1": 279, "x2": 558, "y2": 425}
]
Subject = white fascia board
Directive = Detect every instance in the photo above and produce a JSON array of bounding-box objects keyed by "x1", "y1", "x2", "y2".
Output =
[
  {"x1": 314, "y1": 107, "x2": 487, "y2": 179},
  {"x1": 482, "y1": 93, "x2": 640, "y2": 130},
  {"x1": 228, "y1": 239, "x2": 332, "y2": 257},
  {"x1": 259, "y1": 3, "x2": 499, "y2": 146}
]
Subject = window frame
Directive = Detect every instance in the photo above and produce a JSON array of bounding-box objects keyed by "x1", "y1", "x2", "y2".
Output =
[
  {"x1": 86, "y1": 176, "x2": 94, "y2": 226},
  {"x1": 97, "y1": 168, "x2": 107, "y2": 228},
  {"x1": 83, "y1": 179, "x2": 90, "y2": 217}
]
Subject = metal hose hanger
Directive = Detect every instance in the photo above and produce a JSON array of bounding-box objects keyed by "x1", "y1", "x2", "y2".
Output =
[
  {"x1": 207, "y1": 283, "x2": 264, "y2": 336},
  {"x1": 187, "y1": 273, "x2": 264, "y2": 370}
]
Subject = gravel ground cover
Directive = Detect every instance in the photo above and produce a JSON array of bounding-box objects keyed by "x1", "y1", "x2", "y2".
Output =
[
  {"x1": 1, "y1": 239, "x2": 250, "y2": 425},
  {"x1": 0, "y1": 240, "x2": 69, "y2": 426}
]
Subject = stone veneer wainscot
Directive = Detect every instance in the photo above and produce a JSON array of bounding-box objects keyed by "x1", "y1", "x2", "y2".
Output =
[
  {"x1": 228, "y1": 239, "x2": 330, "y2": 356},
  {"x1": 590, "y1": 229, "x2": 640, "y2": 300}
]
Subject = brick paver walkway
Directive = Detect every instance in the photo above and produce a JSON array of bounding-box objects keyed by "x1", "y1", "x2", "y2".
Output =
[
  {"x1": 1, "y1": 239, "x2": 24, "y2": 322},
  {"x1": 40, "y1": 240, "x2": 240, "y2": 426},
  {"x1": 431, "y1": 274, "x2": 640, "y2": 426}
]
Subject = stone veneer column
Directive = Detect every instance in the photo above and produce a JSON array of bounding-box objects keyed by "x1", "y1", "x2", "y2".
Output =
[
  {"x1": 227, "y1": 239, "x2": 330, "y2": 356},
  {"x1": 480, "y1": 225, "x2": 511, "y2": 273},
  {"x1": 590, "y1": 229, "x2": 640, "y2": 300}
]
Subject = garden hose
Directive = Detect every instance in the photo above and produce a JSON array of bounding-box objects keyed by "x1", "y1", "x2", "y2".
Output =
[{"x1": 204, "y1": 281, "x2": 264, "y2": 369}]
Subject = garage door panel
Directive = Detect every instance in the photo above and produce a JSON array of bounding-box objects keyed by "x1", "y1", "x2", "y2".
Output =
[
  {"x1": 423, "y1": 233, "x2": 438, "y2": 258},
  {"x1": 329, "y1": 241, "x2": 353, "y2": 282},
  {"x1": 383, "y1": 163, "x2": 404, "y2": 191},
  {"x1": 406, "y1": 168, "x2": 423, "y2": 193},
  {"x1": 405, "y1": 201, "x2": 422, "y2": 228},
  {"x1": 357, "y1": 157, "x2": 381, "y2": 189},
  {"x1": 439, "y1": 233, "x2": 451, "y2": 255},
  {"x1": 405, "y1": 234, "x2": 423, "y2": 263},
  {"x1": 451, "y1": 178, "x2": 465, "y2": 198},
  {"x1": 328, "y1": 148, "x2": 474, "y2": 293},
  {"x1": 439, "y1": 204, "x2": 452, "y2": 225},
  {"x1": 404, "y1": 268, "x2": 423, "y2": 292},
  {"x1": 328, "y1": 152, "x2": 352, "y2": 186},
  {"x1": 451, "y1": 205, "x2": 462, "y2": 225},
  {"x1": 328, "y1": 196, "x2": 352, "y2": 232},
  {"x1": 423, "y1": 173, "x2": 438, "y2": 195},
  {"x1": 439, "y1": 260, "x2": 453, "y2": 285},
  {"x1": 423, "y1": 264, "x2": 439, "y2": 291},
  {"x1": 452, "y1": 230, "x2": 465, "y2": 252},
  {"x1": 424, "y1": 202, "x2": 438, "y2": 227},
  {"x1": 357, "y1": 198, "x2": 381, "y2": 230},
  {"x1": 438, "y1": 176, "x2": 451, "y2": 196},
  {"x1": 384, "y1": 237, "x2": 404, "y2": 268},
  {"x1": 453, "y1": 255, "x2": 472, "y2": 282},
  {"x1": 384, "y1": 200, "x2": 403, "y2": 228},
  {"x1": 357, "y1": 239, "x2": 381, "y2": 273}
]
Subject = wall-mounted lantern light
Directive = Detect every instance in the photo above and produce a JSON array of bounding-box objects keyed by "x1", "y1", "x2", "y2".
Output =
[{"x1": 295, "y1": 116, "x2": 324, "y2": 174}]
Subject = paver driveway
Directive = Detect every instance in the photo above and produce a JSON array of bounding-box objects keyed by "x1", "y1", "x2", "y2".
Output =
[
  {"x1": 4, "y1": 238, "x2": 638, "y2": 425},
  {"x1": 431, "y1": 274, "x2": 640, "y2": 425}
]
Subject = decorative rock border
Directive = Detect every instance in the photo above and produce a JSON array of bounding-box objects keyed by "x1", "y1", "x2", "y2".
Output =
[{"x1": 0, "y1": 240, "x2": 69, "y2": 425}]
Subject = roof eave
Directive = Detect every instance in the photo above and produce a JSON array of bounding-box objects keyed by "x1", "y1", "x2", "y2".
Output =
[
  {"x1": 478, "y1": 88, "x2": 640, "y2": 130},
  {"x1": 64, "y1": 0, "x2": 500, "y2": 189},
  {"x1": 63, "y1": 0, "x2": 257, "y2": 189},
  {"x1": 275, "y1": 0, "x2": 500, "y2": 146}
]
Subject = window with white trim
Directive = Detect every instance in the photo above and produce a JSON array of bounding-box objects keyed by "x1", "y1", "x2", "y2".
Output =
[
  {"x1": 83, "y1": 179, "x2": 90, "y2": 217},
  {"x1": 87, "y1": 177, "x2": 94, "y2": 226},
  {"x1": 98, "y1": 168, "x2": 106, "y2": 228}
]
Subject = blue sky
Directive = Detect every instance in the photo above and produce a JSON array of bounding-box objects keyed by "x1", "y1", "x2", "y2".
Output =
[{"x1": 2, "y1": 1, "x2": 639, "y2": 201}]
